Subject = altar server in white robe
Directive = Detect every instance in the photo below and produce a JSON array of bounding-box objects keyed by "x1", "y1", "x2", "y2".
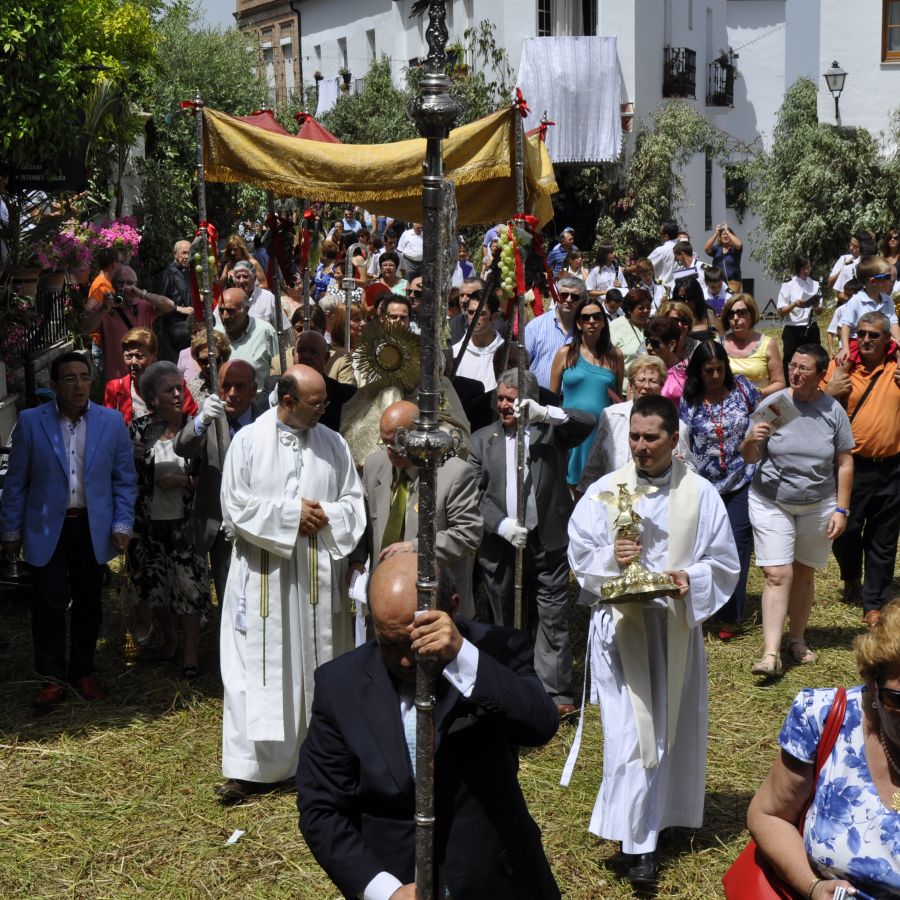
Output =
[
  {"x1": 563, "y1": 394, "x2": 739, "y2": 886},
  {"x1": 215, "y1": 364, "x2": 365, "y2": 802}
]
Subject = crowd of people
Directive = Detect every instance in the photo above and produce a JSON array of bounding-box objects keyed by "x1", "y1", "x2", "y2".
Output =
[{"x1": 1, "y1": 207, "x2": 899, "y2": 897}]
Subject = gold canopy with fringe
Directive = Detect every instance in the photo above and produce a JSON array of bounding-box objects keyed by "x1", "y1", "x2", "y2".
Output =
[{"x1": 202, "y1": 106, "x2": 558, "y2": 226}]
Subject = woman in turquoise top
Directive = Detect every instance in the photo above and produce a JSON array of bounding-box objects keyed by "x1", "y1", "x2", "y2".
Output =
[{"x1": 550, "y1": 296, "x2": 623, "y2": 488}]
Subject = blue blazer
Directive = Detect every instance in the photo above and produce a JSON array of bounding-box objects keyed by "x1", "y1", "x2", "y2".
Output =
[{"x1": 0, "y1": 401, "x2": 137, "y2": 567}]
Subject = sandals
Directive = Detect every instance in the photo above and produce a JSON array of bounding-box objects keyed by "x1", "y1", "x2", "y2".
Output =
[
  {"x1": 751, "y1": 652, "x2": 783, "y2": 678},
  {"x1": 788, "y1": 638, "x2": 816, "y2": 665},
  {"x1": 717, "y1": 623, "x2": 739, "y2": 641}
]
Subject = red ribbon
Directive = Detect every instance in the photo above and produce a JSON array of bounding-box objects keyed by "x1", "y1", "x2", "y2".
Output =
[
  {"x1": 179, "y1": 100, "x2": 195, "y2": 111},
  {"x1": 537, "y1": 118, "x2": 555, "y2": 142},
  {"x1": 514, "y1": 88, "x2": 530, "y2": 118},
  {"x1": 189, "y1": 221, "x2": 221, "y2": 320}
]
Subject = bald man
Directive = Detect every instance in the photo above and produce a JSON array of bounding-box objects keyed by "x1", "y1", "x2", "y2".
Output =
[
  {"x1": 83, "y1": 264, "x2": 177, "y2": 381},
  {"x1": 297, "y1": 553, "x2": 560, "y2": 900},
  {"x1": 157, "y1": 239, "x2": 196, "y2": 360},
  {"x1": 349, "y1": 400, "x2": 482, "y2": 617},
  {"x1": 293, "y1": 331, "x2": 356, "y2": 432},
  {"x1": 216, "y1": 364, "x2": 365, "y2": 802},
  {"x1": 174, "y1": 358, "x2": 262, "y2": 599}
]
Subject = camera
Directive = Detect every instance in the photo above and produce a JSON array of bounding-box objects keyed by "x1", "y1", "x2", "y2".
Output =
[{"x1": 111, "y1": 293, "x2": 126, "y2": 308}]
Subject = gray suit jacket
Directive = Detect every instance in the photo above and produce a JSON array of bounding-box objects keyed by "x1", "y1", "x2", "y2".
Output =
[
  {"x1": 468, "y1": 409, "x2": 595, "y2": 575},
  {"x1": 352, "y1": 451, "x2": 483, "y2": 614}
]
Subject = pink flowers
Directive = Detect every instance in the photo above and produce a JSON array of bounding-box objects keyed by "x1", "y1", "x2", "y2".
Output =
[
  {"x1": 36, "y1": 230, "x2": 93, "y2": 272},
  {"x1": 94, "y1": 217, "x2": 142, "y2": 255},
  {"x1": 36, "y1": 217, "x2": 143, "y2": 274}
]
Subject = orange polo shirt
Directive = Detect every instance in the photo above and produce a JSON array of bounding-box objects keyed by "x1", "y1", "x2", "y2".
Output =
[{"x1": 823, "y1": 358, "x2": 900, "y2": 459}]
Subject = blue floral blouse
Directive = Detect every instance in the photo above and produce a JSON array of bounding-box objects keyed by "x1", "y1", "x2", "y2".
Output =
[
  {"x1": 779, "y1": 686, "x2": 900, "y2": 897},
  {"x1": 678, "y1": 374, "x2": 760, "y2": 495}
]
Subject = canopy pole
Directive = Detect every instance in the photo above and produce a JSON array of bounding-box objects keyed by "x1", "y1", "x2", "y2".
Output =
[
  {"x1": 404, "y1": 4, "x2": 460, "y2": 898},
  {"x1": 190, "y1": 89, "x2": 226, "y2": 466},
  {"x1": 266, "y1": 192, "x2": 288, "y2": 374},
  {"x1": 302, "y1": 199, "x2": 312, "y2": 330},
  {"x1": 513, "y1": 98, "x2": 527, "y2": 631}
]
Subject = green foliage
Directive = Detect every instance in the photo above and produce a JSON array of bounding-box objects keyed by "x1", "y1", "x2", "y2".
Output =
[
  {"x1": 133, "y1": 0, "x2": 269, "y2": 277},
  {"x1": 320, "y1": 57, "x2": 418, "y2": 145},
  {"x1": 321, "y1": 21, "x2": 514, "y2": 145},
  {"x1": 744, "y1": 78, "x2": 899, "y2": 278},
  {"x1": 589, "y1": 100, "x2": 742, "y2": 260},
  {"x1": 0, "y1": 0, "x2": 156, "y2": 170}
]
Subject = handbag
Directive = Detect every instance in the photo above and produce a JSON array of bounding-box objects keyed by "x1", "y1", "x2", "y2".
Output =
[{"x1": 721, "y1": 686, "x2": 847, "y2": 900}]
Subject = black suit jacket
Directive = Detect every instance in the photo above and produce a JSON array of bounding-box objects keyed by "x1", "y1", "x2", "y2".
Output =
[
  {"x1": 468, "y1": 409, "x2": 594, "y2": 574},
  {"x1": 296, "y1": 618, "x2": 560, "y2": 900}
]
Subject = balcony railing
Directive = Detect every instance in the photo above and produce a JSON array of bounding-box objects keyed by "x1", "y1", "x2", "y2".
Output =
[
  {"x1": 707, "y1": 53, "x2": 736, "y2": 107},
  {"x1": 663, "y1": 47, "x2": 696, "y2": 99}
]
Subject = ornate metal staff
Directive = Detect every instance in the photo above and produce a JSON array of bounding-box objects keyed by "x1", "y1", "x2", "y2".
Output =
[
  {"x1": 343, "y1": 241, "x2": 365, "y2": 351},
  {"x1": 404, "y1": 3, "x2": 460, "y2": 897},
  {"x1": 266, "y1": 192, "x2": 288, "y2": 374},
  {"x1": 188, "y1": 89, "x2": 226, "y2": 466},
  {"x1": 513, "y1": 97, "x2": 527, "y2": 630}
]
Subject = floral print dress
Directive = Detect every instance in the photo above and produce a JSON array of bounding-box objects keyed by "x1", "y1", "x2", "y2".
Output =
[{"x1": 779, "y1": 686, "x2": 900, "y2": 897}]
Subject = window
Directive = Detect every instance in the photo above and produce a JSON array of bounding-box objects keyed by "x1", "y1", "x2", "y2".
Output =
[
  {"x1": 582, "y1": 0, "x2": 596, "y2": 36},
  {"x1": 338, "y1": 36, "x2": 347, "y2": 70},
  {"x1": 537, "y1": 0, "x2": 552, "y2": 37},
  {"x1": 885, "y1": 0, "x2": 900, "y2": 60},
  {"x1": 314, "y1": 44, "x2": 321, "y2": 70},
  {"x1": 367, "y1": 29, "x2": 376, "y2": 63},
  {"x1": 283, "y1": 43, "x2": 294, "y2": 97}
]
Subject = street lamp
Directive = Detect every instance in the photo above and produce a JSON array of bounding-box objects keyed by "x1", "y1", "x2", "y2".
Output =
[{"x1": 823, "y1": 60, "x2": 847, "y2": 125}]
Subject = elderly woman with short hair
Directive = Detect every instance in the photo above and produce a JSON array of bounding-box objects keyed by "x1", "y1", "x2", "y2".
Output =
[
  {"x1": 576, "y1": 355, "x2": 691, "y2": 494},
  {"x1": 746, "y1": 598, "x2": 900, "y2": 898},
  {"x1": 740, "y1": 344, "x2": 854, "y2": 678},
  {"x1": 186, "y1": 329, "x2": 231, "y2": 404},
  {"x1": 130, "y1": 361, "x2": 210, "y2": 678}
]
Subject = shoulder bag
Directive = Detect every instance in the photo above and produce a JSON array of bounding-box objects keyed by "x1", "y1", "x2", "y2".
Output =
[{"x1": 721, "y1": 686, "x2": 847, "y2": 900}]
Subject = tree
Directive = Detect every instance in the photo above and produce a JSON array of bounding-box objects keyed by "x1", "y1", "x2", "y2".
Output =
[
  {"x1": 586, "y1": 100, "x2": 742, "y2": 260},
  {"x1": 0, "y1": 0, "x2": 157, "y2": 172},
  {"x1": 744, "y1": 77, "x2": 898, "y2": 278},
  {"x1": 133, "y1": 0, "x2": 268, "y2": 278}
]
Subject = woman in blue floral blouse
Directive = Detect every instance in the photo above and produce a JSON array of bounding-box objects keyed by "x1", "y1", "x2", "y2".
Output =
[
  {"x1": 747, "y1": 599, "x2": 900, "y2": 898},
  {"x1": 679, "y1": 340, "x2": 760, "y2": 639}
]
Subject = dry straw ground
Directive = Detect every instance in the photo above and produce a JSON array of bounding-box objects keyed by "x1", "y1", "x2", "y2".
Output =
[{"x1": 1, "y1": 551, "x2": 893, "y2": 898}]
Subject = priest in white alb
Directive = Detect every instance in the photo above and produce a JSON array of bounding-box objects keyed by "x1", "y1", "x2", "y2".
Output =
[
  {"x1": 215, "y1": 364, "x2": 365, "y2": 802},
  {"x1": 563, "y1": 394, "x2": 739, "y2": 886}
]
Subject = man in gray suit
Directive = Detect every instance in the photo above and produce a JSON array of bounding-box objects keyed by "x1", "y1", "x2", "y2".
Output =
[
  {"x1": 173, "y1": 359, "x2": 262, "y2": 599},
  {"x1": 350, "y1": 400, "x2": 483, "y2": 617},
  {"x1": 468, "y1": 369, "x2": 595, "y2": 716}
]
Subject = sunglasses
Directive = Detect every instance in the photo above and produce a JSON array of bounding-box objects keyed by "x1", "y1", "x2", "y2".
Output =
[
  {"x1": 578, "y1": 311, "x2": 605, "y2": 323},
  {"x1": 645, "y1": 338, "x2": 662, "y2": 350},
  {"x1": 407, "y1": 289, "x2": 422, "y2": 298},
  {"x1": 857, "y1": 328, "x2": 886, "y2": 341},
  {"x1": 198, "y1": 356, "x2": 223, "y2": 367},
  {"x1": 729, "y1": 308, "x2": 751, "y2": 318},
  {"x1": 878, "y1": 687, "x2": 900, "y2": 712},
  {"x1": 558, "y1": 292, "x2": 580, "y2": 302},
  {"x1": 460, "y1": 291, "x2": 479, "y2": 299}
]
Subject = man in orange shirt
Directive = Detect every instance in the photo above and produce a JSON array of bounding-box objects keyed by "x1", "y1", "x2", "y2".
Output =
[
  {"x1": 822, "y1": 311, "x2": 900, "y2": 627},
  {"x1": 86, "y1": 247, "x2": 122, "y2": 308}
]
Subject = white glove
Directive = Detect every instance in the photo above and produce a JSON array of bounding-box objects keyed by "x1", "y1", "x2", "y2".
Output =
[
  {"x1": 514, "y1": 397, "x2": 546, "y2": 424},
  {"x1": 498, "y1": 517, "x2": 528, "y2": 548},
  {"x1": 198, "y1": 393, "x2": 226, "y2": 427}
]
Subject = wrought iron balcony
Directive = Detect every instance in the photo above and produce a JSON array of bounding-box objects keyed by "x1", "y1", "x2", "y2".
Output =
[
  {"x1": 663, "y1": 47, "x2": 696, "y2": 99},
  {"x1": 707, "y1": 52, "x2": 736, "y2": 107}
]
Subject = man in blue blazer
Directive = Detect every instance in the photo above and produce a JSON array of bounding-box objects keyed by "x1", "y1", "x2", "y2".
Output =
[
  {"x1": 296, "y1": 553, "x2": 560, "y2": 900},
  {"x1": 0, "y1": 352, "x2": 137, "y2": 708}
]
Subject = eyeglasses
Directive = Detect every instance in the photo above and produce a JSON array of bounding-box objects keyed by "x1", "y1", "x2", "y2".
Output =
[
  {"x1": 787, "y1": 363, "x2": 816, "y2": 374},
  {"x1": 878, "y1": 687, "x2": 900, "y2": 712},
  {"x1": 578, "y1": 312, "x2": 605, "y2": 323},
  {"x1": 729, "y1": 308, "x2": 751, "y2": 318},
  {"x1": 857, "y1": 329, "x2": 887, "y2": 341},
  {"x1": 294, "y1": 396, "x2": 330, "y2": 411},
  {"x1": 632, "y1": 377, "x2": 662, "y2": 388},
  {"x1": 557, "y1": 292, "x2": 580, "y2": 302},
  {"x1": 460, "y1": 291, "x2": 480, "y2": 299},
  {"x1": 197, "y1": 356, "x2": 224, "y2": 368}
]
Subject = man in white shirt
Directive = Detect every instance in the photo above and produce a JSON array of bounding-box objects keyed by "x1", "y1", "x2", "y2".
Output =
[
  {"x1": 229, "y1": 260, "x2": 290, "y2": 331},
  {"x1": 451, "y1": 294, "x2": 504, "y2": 391},
  {"x1": 647, "y1": 222, "x2": 679, "y2": 287},
  {"x1": 397, "y1": 223, "x2": 424, "y2": 279}
]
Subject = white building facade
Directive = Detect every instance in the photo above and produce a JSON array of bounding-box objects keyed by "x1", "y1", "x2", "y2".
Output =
[{"x1": 283, "y1": 0, "x2": 900, "y2": 307}]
